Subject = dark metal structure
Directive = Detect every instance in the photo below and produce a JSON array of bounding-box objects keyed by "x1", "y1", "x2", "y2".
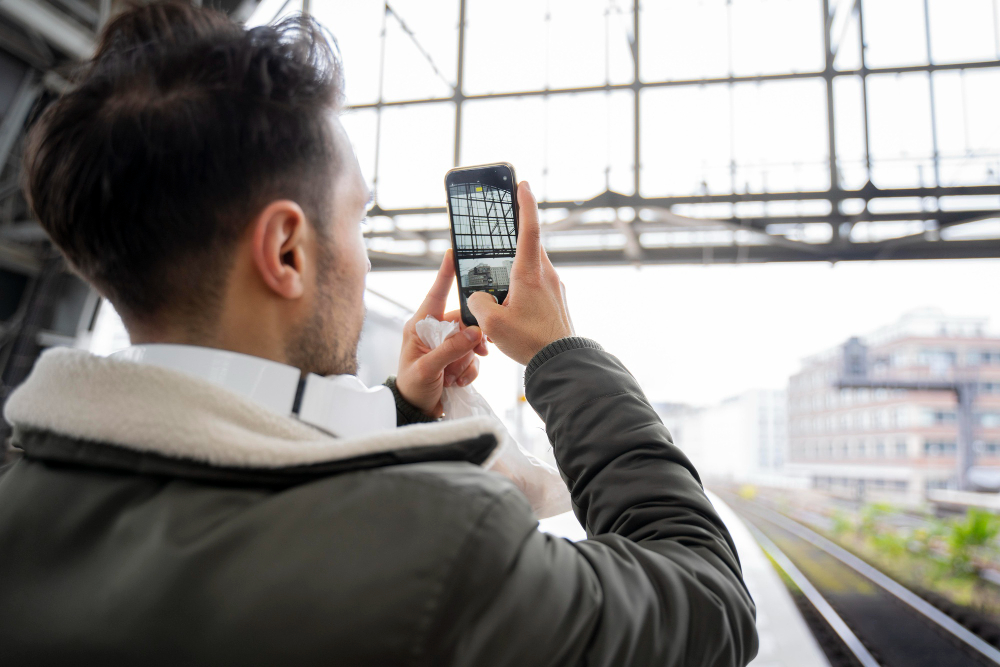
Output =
[{"x1": 334, "y1": 0, "x2": 1000, "y2": 269}]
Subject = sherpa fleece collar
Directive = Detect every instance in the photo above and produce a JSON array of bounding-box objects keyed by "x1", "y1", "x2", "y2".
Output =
[{"x1": 3, "y1": 347, "x2": 503, "y2": 470}]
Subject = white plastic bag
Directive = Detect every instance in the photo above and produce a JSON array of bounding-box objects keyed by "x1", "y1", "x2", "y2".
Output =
[{"x1": 415, "y1": 316, "x2": 571, "y2": 519}]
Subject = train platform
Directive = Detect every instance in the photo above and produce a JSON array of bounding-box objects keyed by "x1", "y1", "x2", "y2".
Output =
[{"x1": 537, "y1": 495, "x2": 830, "y2": 667}]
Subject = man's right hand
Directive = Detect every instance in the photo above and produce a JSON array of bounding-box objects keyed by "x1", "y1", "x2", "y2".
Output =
[{"x1": 467, "y1": 181, "x2": 575, "y2": 366}]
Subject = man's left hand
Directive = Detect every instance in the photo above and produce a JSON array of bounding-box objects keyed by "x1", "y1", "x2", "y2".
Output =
[{"x1": 394, "y1": 249, "x2": 488, "y2": 418}]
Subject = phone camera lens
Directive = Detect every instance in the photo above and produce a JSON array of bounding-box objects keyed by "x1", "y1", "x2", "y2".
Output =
[{"x1": 503, "y1": 175, "x2": 508, "y2": 181}]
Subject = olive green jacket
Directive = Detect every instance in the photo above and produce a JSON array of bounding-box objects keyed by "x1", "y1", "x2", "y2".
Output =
[{"x1": 0, "y1": 338, "x2": 757, "y2": 666}]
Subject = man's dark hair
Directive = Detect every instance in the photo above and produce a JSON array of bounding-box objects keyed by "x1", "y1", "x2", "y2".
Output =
[{"x1": 24, "y1": 1, "x2": 344, "y2": 326}]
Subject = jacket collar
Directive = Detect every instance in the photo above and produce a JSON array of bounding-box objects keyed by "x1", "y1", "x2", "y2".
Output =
[
  {"x1": 111, "y1": 344, "x2": 398, "y2": 440},
  {"x1": 3, "y1": 347, "x2": 501, "y2": 474}
]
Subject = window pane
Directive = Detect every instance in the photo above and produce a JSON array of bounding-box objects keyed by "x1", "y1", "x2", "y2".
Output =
[
  {"x1": 463, "y1": 0, "x2": 548, "y2": 94},
  {"x1": 933, "y1": 68, "x2": 1000, "y2": 186},
  {"x1": 641, "y1": 0, "x2": 730, "y2": 81},
  {"x1": 380, "y1": 0, "x2": 458, "y2": 101},
  {"x1": 927, "y1": 0, "x2": 999, "y2": 64},
  {"x1": 832, "y1": 5, "x2": 863, "y2": 71},
  {"x1": 640, "y1": 84, "x2": 732, "y2": 196},
  {"x1": 732, "y1": 79, "x2": 829, "y2": 193},
  {"x1": 862, "y1": 0, "x2": 929, "y2": 68},
  {"x1": 834, "y1": 75, "x2": 869, "y2": 189},
  {"x1": 461, "y1": 97, "x2": 547, "y2": 193},
  {"x1": 867, "y1": 73, "x2": 935, "y2": 187},
  {"x1": 246, "y1": 0, "x2": 303, "y2": 27},
  {"x1": 730, "y1": 0, "x2": 824, "y2": 76},
  {"x1": 376, "y1": 103, "x2": 456, "y2": 208},
  {"x1": 311, "y1": 1, "x2": 385, "y2": 105},
  {"x1": 340, "y1": 108, "x2": 379, "y2": 188},
  {"x1": 461, "y1": 91, "x2": 634, "y2": 202},
  {"x1": 547, "y1": 0, "x2": 634, "y2": 88},
  {"x1": 464, "y1": 0, "x2": 632, "y2": 94},
  {"x1": 546, "y1": 91, "x2": 634, "y2": 200}
]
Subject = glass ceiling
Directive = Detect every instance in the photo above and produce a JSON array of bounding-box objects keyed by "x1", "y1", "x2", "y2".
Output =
[{"x1": 248, "y1": 0, "x2": 1000, "y2": 266}]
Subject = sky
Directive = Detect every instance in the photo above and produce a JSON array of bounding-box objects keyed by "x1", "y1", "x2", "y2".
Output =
[{"x1": 368, "y1": 258, "x2": 999, "y2": 412}]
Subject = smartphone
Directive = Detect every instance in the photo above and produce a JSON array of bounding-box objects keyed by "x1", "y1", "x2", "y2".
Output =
[{"x1": 445, "y1": 162, "x2": 519, "y2": 327}]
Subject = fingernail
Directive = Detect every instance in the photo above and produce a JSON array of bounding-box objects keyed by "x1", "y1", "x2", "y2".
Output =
[
  {"x1": 457, "y1": 377, "x2": 468, "y2": 387},
  {"x1": 464, "y1": 327, "x2": 480, "y2": 342},
  {"x1": 444, "y1": 375, "x2": 455, "y2": 386}
]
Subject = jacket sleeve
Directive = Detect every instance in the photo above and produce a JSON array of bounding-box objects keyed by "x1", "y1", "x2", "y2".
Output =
[
  {"x1": 427, "y1": 340, "x2": 758, "y2": 667},
  {"x1": 383, "y1": 376, "x2": 438, "y2": 427}
]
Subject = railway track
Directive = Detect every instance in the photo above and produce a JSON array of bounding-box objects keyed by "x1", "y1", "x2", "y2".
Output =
[{"x1": 723, "y1": 494, "x2": 1000, "y2": 667}]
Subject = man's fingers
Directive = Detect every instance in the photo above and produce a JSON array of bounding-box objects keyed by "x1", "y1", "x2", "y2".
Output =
[
  {"x1": 455, "y1": 355, "x2": 480, "y2": 387},
  {"x1": 514, "y1": 181, "x2": 541, "y2": 269},
  {"x1": 414, "y1": 249, "x2": 455, "y2": 321},
  {"x1": 443, "y1": 352, "x2": 476, "y2": 387},
  {"x1": 419, "y1": 325, "x2": 482, "y2": 375},
  {"x1": 467, "y1": 291, "x2": 503, "y2": 332}
]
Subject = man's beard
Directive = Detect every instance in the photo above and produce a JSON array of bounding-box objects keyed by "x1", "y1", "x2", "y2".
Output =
[{"x1": 284, "y1": 243, "x2": 363, "y2": 377}]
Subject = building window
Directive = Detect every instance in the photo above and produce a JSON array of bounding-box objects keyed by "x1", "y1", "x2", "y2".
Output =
[
  {"x1": 979, "y1": 442, "x2": 1000, "y2": 456},
  {"x1": 919, "y1": 349, "x2": 957, "y2": 370},
  {"x1": 980, "y1": 413, "x2": 1000, "y2": 428},
  {"x1": 967, "y1": 351, "x2": 1000, "y2": 366},
  {"x1": 924, "y1": 441, "x2": 957, "y2": 457},
  {"x1": 921, "y1": 409, "x2": 957, "y2": 426},
  {"x1": 895, "y1": 440, "x2": 908, "y2": 458},
  {"x1": 926, "y1": 478, "x2": 957, "y2": 492},
  {"x1": 875, "y1": 440, "x2": 886, "y2": 458}
]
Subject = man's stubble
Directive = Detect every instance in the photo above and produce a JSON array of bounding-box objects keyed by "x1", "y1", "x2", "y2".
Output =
[{"x1": 284, "y1": 239, "x2": 364, "y2": 377}]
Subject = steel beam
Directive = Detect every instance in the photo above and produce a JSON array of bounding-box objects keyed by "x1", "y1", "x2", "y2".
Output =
[
  {"x1": 0, "y1": 0, "x2": 95, "y2": 60},
  {"x1": 347, "y1": 59, "x2": 1000, "y2": 111},
  {"x1": 0, "y1": 68, "x2": 38, "y2": 174},
  {"x1": 368, "y1": 183, "x2": 1000, "y2": 218},
  {"x1": 369, "y1": 237, "x2": 1000, "y2": 271}
]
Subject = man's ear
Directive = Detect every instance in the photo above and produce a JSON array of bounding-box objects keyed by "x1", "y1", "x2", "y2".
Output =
[{"x1": 250, "y1": 200, "x2": 309, "y2": 300}]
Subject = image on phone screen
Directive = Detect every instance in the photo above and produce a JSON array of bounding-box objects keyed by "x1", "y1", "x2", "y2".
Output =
[{"x1": 446, "y1": 164, "x2": 517, "y2": 325}]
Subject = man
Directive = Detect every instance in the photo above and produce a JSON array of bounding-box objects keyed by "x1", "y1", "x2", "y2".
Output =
[{"x1": 0, "y1": 2, "x2": 757, "y2": 665}]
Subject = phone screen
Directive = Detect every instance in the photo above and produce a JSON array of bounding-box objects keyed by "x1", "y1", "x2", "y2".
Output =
[{"x1": 445, "y1": 163, "x2": 518, "y2": 326}]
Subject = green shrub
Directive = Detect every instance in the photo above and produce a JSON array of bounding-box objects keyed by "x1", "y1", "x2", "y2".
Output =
[{"x1": 945, "y1": 508, "x2": 1000, "y2": 577}]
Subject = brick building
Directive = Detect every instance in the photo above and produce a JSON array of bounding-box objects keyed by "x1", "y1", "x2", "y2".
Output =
[{"x1": 786, "y1": 309, "x2": 1000, "y2": 505}]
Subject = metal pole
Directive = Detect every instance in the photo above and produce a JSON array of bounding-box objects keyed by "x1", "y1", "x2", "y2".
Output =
[
  {"x1": 922, "y1": 0, "x2": 941, "y2": 187},
  {"x1": 453, "y1": 0, "x2": 467, "y2": 168},
  {"x1": 956, "y1": 382, "x2": 977, "y2": 490},
  {"x1": 0, "y1": 69, "x2": 38, "y2": 177},
  {"x1": 98, "y1": 0, "x2": 111, "y2": 29},
  {"x1": 632, "y1": 0, "x2": 640, "y2": 196},
  {"x1": 857, "y1": 0, "x2": 872, "y2": 183},
  {"x1": 822, "y1": 0, "x2": 841, "y2": 201},
  {"x1": 372, "y1": 4, "x2": 388, "y2": 200}
]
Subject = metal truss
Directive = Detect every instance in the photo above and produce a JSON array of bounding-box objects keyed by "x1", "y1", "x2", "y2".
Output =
[
  {"x1": 449, "y1": 182, "x2": 516, "y2": 261},
  {"x1": 356, "y1": 0, "x2": 1000, "y2": 270}
]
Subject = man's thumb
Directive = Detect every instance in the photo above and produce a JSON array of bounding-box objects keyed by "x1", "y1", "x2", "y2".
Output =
[{"x1": 467, "y1": 291, "x2": 501, "y2": 329}]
